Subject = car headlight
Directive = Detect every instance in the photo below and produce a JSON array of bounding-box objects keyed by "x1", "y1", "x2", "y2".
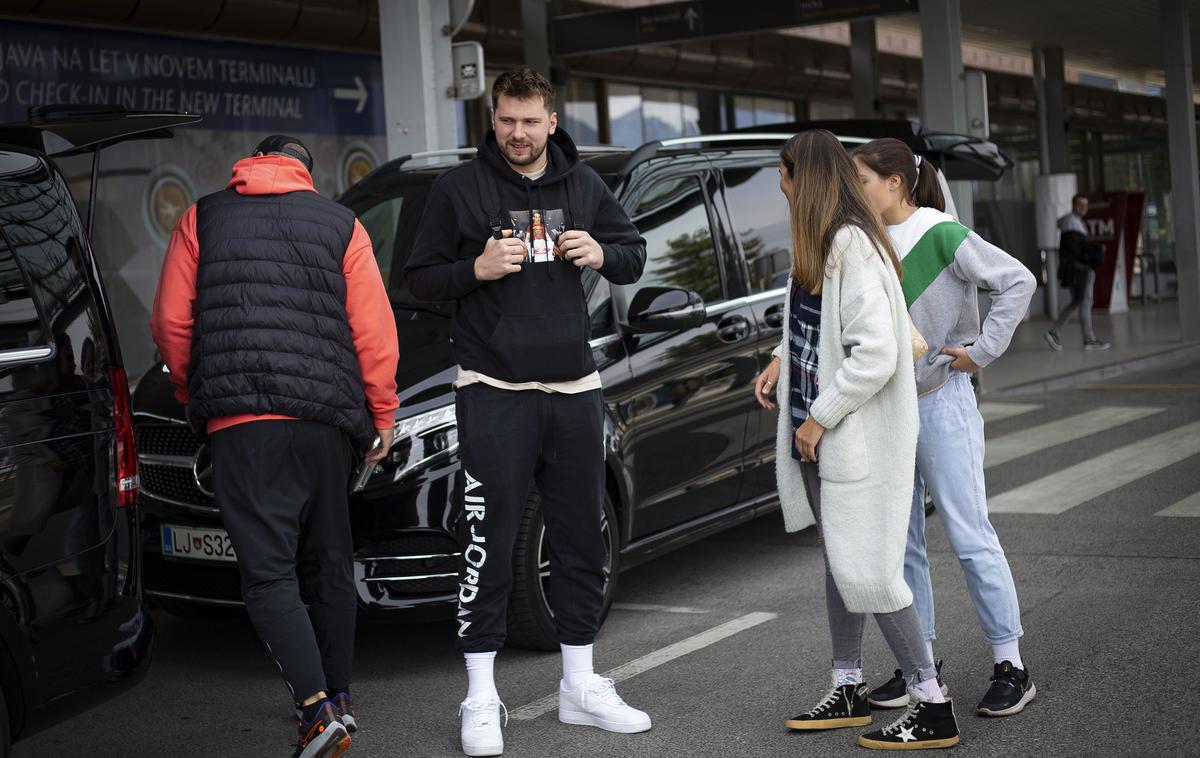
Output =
[{"x1": 390, "y1": 403, "x2": 458, "y2": 482}]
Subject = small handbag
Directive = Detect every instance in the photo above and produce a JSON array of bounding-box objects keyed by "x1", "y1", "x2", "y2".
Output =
[{"x1": 909, "y1": 315, "x2": 928, "y2": 361}]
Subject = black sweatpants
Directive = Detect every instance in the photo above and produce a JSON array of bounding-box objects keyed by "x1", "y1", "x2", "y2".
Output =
[
  {"x1": 212, "y1": 420, "x2": 356, "y2": 704},
  {"x1": 454, "y1": 384, "x2": 606, "y2": 653}
]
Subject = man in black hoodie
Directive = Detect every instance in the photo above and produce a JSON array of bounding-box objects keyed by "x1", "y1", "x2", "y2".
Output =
[{"x1": 404, "y1": 68, "x2": 648, "y2": 757}]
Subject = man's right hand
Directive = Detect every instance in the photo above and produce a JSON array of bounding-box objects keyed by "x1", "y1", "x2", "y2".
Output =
[
  {"x1": 365, "y1": 427, "x2": 394, "y2": 465},
  {"x1": 474, "y1": 230, "x2": 527, "y2": 281}
]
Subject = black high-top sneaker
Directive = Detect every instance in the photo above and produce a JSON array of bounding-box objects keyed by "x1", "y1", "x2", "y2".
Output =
[
  {"x1": 858, "y1": 689, "x2": 960, "y2": 750},
  {"x1": 868, "y1": 660, "x2": 948, "y2": 709},
  {"x1": 976, "y1": 661, "x2": 1036, "y2": 717},
  {"x1": 786, "y1": 677, "x2": 871, "y2": 730}
]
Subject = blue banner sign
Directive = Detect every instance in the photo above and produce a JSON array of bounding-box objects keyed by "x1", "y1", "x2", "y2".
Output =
[{"x1": 0, "y1": 20, "x2": 384, "y2": 135}]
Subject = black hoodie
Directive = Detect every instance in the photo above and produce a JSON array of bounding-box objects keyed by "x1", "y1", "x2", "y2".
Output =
[{"x1": 404, "y1": 128, "x2": 645, "y2": 383}]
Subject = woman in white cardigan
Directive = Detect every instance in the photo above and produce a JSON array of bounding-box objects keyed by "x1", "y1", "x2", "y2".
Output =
[{"x1": 753, "y1": 130, "x2": 960, "y2": 750}]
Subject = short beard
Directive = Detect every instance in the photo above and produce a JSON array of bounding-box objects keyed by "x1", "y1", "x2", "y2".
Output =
[{"x1": 502, "y1": 140, "x2": 547, "y2": 168}]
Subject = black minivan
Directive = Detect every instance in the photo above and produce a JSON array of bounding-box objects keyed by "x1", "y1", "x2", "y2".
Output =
[
  {"x1": 0, "y1": 107, "x2": 197, "y2": 756},
  {"x1": 134, "y1": 122, "x2": 1010, "y2": 651}
]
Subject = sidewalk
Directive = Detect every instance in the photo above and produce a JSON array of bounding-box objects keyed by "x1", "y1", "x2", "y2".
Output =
[{"x1": 979, "y1": 300, "x2": 1200, "y2": 394}]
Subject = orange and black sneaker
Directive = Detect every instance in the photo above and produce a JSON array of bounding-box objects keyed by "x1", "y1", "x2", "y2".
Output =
[
  {"x1": 293, "y1": 700, "x2": 351, "y2": 758},
  {"x1": 330, "y1": 691, "x2": 358, "y2": 733}
]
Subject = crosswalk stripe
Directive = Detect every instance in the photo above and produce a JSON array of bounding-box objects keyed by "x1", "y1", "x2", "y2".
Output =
[
  {"x1": 978, "y1": 402, "x2": 1042, "y2": 423},
  {"x1": 985, "y1": 406, "x2": 1164, "y2": 469},
  {"x1": 989, "y1": 421, "x2": 1200, "y2": 515},
  {"x1": 1155, "y1": 493, "x2": 1200, "y2": 517}
]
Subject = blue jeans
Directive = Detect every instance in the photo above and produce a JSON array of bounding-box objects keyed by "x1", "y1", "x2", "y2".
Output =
[{"x1": 905, "y1": 372, "x2": 1024, "y2": 645}]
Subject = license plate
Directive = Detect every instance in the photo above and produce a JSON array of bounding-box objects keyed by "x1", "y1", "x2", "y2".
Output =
[{"x1": 161, "y1": 524, "x2": 238, "y2": 563}]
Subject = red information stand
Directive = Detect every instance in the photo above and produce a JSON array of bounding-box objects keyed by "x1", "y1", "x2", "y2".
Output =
[{"x1": 1085, "y1": 192, "x2": 1144, "y2": 311}]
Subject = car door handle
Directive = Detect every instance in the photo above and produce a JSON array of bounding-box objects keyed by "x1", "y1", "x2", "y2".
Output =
[
  {"x1": 717, "y1": 315, "x2": 750, "y2": 343},
  {"x1": 763, "y1": 304, "x2": 784, "y2": 329}
]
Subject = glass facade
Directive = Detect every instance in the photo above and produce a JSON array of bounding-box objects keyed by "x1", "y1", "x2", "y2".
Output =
[
  {"x1": 733, "y1": 96, "x2": 796, "y2": 128},
  {"x1": 604, "y1": 83, "x2": 702, "y2": 147},
  {"x1": 564, "y1": 78, "x2": 601, "y2": 144}
]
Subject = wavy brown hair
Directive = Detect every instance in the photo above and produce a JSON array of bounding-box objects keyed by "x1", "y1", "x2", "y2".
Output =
[{"x1": 779, "y1": 130, "x2": 902, "y2": 294}]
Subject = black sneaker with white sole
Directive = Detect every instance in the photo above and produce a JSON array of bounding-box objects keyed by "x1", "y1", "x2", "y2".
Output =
[
  {"x1": 786, "y1": 681, "x2": 871, "y2": 730},
  {"x1": 858, "y1": 690, "x2": 960, "y2": 750},
  {"x1": 868, "y1": 660, "x2": 947, "y2": 709},
  {"x1": 976, "y1": 661, "x2": 1036, "y2": 717}
]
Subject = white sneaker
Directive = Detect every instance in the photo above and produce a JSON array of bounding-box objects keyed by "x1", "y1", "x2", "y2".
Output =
[
  {"x1": 558, "y1": 676, "x2": 652, "y2": 733},
  {"x1": 460, "y1": 697, "x2": 506, "y2": 757}
]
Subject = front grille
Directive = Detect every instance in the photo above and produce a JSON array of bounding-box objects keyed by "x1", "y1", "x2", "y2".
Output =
[
  {"x1": 137, "y1": 423, "x2": 211, "y2": 507},
  {"x1": 359, "y1": 533, "x2": 461, "y2": 558},
  {"x1": 358, "y1": 532, "x2": 461, "y2": 597},
  {"x1": 136, "y1": 423, "x2": 201, "y2": 458},
  {"x1": 373, "y1": 574, "x2": 459, "y2": 594},
  {"x1": 141, "y1": 464, "x2": 214, "y2": 507}
]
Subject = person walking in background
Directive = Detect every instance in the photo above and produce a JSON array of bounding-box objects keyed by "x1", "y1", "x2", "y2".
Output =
[
  {"x1": 1047, "y1": 193, "x2": 1111, "y2": 351},
  {"x1": 851, "y1": 137, "x2": 1038, "y2": 720},
  {"x1": 755, "y1": 130, "x2": 960, "y2": 751},
  {"x1": 151, "y1": 135, "x2": 399, "y2": 758}
]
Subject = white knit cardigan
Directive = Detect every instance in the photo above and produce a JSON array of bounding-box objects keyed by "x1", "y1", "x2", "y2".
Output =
[{"x1": 772, "y1": 225, "x2": 919, "y2": 614}]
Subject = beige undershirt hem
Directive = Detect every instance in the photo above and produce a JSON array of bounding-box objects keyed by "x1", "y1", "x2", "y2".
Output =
[{"x1": 454, "y1": 368, "x2": 602, "y2": 394}]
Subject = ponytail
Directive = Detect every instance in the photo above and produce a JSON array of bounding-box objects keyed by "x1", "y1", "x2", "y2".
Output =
[
  {"x1": 912, "y1": 156, "x2": 945, "y2": 212},
  {"x1": 851, "y1": 138, "x2": 946, "y2": 213}
]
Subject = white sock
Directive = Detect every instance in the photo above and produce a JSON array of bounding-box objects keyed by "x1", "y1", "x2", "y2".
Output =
[
  {"x1": 925, "y1": 639, "x2": 936, "y2": 664},
  {"x1": 915, "y1": 676, "x2": 946, "y2": 703},
  {"x1": 834, "y1": 667, "x2": 863, "y2": 686},
  {"x1": 561, "y1": 643, "x2": 595, "y2": 690},
  {"x1": 992, "y1": 639, "x2": 1024, "y2": 670},
  {"x1": 464, "y1": 651, "x2": 498, "y2": 702}
]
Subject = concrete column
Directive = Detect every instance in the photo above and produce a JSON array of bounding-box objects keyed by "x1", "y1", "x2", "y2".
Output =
[
  {"x1": 918, "y1": 0, "x2": 972, "y2": 227},
  {"x1": 379, "y1": 0, "x2": 457, "y2": 160},
  {"x1": 695, "y1": 90, "x2": 723, "y2": 134},
  {"x1": 850, "y1": 19, "x2": 880, "y2": 119},
  {"x1": 1041, "y1": 46, "x2": 1071, "y2": 174},
  {"x1": 1162, "y1": 0, "x2": 1200, "y2": 340},
  {"x1": 522, "y1": 0, "x2": 551, "y2": 75}
]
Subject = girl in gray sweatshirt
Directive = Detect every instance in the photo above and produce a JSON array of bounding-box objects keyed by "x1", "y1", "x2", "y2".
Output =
[{"x1": 852, "y1": 138, "x2": 1038, "y2": 720}]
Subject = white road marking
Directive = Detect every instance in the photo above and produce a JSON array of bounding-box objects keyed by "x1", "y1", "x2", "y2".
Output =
[
  {"x1": 1155, "y1": 492, "x2": 1200, "y2": 517},
  {"x1": 978, "y1": 402, "x2": 1042, "y2": 423},
  {"x1": 611, "y1": 603, "x2": 709, "y2": 614},
  {"x1": 984, "y1": 406, "x2": 1164, "y2": 468},
  {"x1": 509, "y1": 611, "x2": 778, "y2": 721},
  {"x1": 989, "y1": 421, "x2": 1200, "y2": 515}
]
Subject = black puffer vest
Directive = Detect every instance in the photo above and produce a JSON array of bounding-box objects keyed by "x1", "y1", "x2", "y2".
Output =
[{"x1": 188, "y1": 188, "x2": 372, "y2": 448}]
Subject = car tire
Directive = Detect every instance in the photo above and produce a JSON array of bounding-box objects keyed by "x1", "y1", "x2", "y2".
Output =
[{"x1": 505, "y1": 490, "x2": 620, "y2": 652}]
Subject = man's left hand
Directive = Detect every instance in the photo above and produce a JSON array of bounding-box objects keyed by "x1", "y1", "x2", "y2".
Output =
[
  {"x1": 558, "y1": 230, "x2": 604, "y2": 270},
  {"x1": 942, "y1": 346, "x2": 981, "y2": 373}
]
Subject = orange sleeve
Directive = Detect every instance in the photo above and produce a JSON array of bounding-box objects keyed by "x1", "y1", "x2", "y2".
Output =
[
  {"x1": 149, "y1": 205, "x2": 199, "y2": 405},
  {"x1": 343, "y1": 219, "x2": 400, "y2": 429}
]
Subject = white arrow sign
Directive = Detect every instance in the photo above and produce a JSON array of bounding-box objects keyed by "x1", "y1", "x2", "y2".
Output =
[
  {"x1": 334, "y1": 76, "x2": 368, "y2": 114},
  {"x1": 683, "y1": 7, "x2": 699, "y2": 31}
]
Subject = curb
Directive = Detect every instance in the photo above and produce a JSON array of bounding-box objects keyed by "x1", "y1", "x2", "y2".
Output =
[{"x1": 983, "y1": 342, "x2": 1200, "y2": 397}]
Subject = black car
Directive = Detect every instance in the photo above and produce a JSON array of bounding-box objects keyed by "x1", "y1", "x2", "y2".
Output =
[
  {"x1": 134, "y1": 122, "x2": 1009, "y2": 651},
  {"x1": 0, "y1": 107, "x2": 198, "y2": 756}
]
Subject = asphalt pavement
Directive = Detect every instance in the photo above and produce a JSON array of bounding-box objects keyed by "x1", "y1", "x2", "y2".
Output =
[{"x1": 17, "y1": 360, "x2": 1200, "y2": 758}]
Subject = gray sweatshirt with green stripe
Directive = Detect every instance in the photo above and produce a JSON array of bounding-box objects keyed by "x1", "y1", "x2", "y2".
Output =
[{"x1": 887, "y1": 207, "x2": 1036, "y2": 395}]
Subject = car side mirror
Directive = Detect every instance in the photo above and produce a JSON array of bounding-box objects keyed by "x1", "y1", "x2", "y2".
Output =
[{"x1": 626, "y1": 286, "x2": 706, "y2": 333}]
